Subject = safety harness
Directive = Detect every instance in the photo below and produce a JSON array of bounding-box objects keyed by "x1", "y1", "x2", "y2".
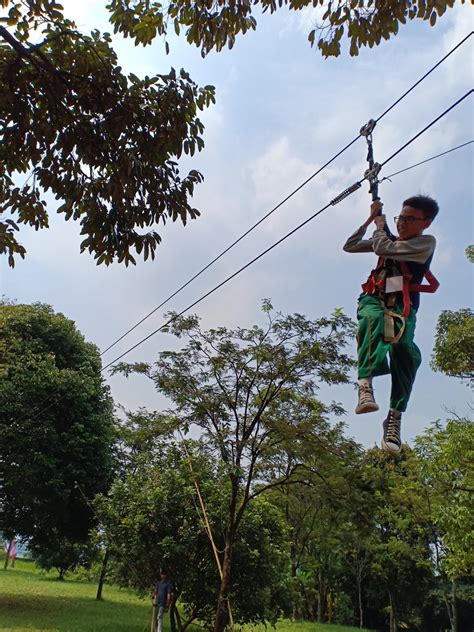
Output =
[
  {"x1": 359, "y1": 120, "x2": 440, "y2": 343},
  {"x1": 362, "y1": 257, "x2": 440, "y2": 343}
]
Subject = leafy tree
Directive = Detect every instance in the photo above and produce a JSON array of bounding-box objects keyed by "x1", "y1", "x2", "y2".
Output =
[
  {"x1": 0, "y1": 301, "x2": 115, "y2": 557},
  {"x1": 431, "y1": 308, "x2": 474, "y2": 381},
  {"x1": 466, "y1": 245, "x2": 474, "y2": 263},
  {"x1": 416, "y1": 418, "x2": 474, "y2": 632},
  {"x1": 361, "y1": 448, "x2": 434, "y2": 632},
  {"x1": 431, "y1": 248, "x2": 474, "y2": 381},
  {"x1": 108, "y1": 0, "x2": 458, "y2": 58},
  {"x1": 1, "y1": 1, "x2": 455, "y2": 267},
  {"x1": 267, "y1": 432, "x2": 364, "y2": 624},
  {"x1": 0, "y1": 1, "x2": 214, "y2": 267},
  {"x1": 96, "y1": 428, "x2": 290, "y2": 631},
  {"x1": 116, "y1": 302, "x2": 355, "y2": 632},
  {"x1": 31, "y1": 537, "x2": 99, "y2": 581}
]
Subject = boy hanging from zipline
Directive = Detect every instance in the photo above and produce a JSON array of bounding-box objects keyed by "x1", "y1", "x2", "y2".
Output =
[{"x1": 343, "y1": 195, "x2": 439, "y2": 455}]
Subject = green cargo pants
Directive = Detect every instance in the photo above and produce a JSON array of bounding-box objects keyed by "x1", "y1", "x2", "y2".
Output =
[{"x1": 356, "y1": 294, "x2": 422, "y2": 412}]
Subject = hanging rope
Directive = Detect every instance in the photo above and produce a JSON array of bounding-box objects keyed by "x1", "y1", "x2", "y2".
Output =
[{"x1": 177, "y1": 428, "x2": 235, "y2": 629}]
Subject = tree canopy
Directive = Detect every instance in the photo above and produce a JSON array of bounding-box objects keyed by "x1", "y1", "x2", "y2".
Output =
[
  {"x1": 431, "y1": 248, "x2": 474, "y2": 381},
  {"x1": 96, "y1": 418, "x2": 291, "y2": 630},
  {"x1": 0, "y1": 301, "x2": 115, "y2": 558},
  {"x1": 98, "y1": 405, "x2": 474, "y2": 632},
  {"x1": 0, "y1": 0, "x2": 455, "y2": 267},
  {"x1": 107, "y1": 0, "x2": 458, "y2": 58},
  {"x1": 0, "y1": 1, "x2": 214, "y2": 267},
  {"x1": 116, "y1": 302, "x2": 356, "y2": 632}
]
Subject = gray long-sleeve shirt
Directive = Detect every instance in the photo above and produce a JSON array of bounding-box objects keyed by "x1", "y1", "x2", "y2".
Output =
[
  {"x1": 343, "y1": 226, "x2": 436, "y2": 264},
  {"x1": 343, "y1": 225, "x2": 437, "y2": 311}
]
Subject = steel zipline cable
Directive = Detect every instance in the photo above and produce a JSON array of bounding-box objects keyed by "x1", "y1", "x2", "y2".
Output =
[
  {"x1": 99, "y1": 30, "x2": 473, "y2": 358},
  {"x1": 16, "y1": 89, "x2": 473, "y2": 428},
  {"x1": 379, "y1": 91, "x2": 473, "y2": 168},
  {"x1": 380, "y1": 140, "x2": 473, "y2": 182},
  {"x1": 100, "y1": 89, "x2": 473, "y2": 373}
]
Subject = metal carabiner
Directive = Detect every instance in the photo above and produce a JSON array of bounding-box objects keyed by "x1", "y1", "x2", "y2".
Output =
[{"x1": 360, "y1": 119, "x2": 381, "y2": 206}]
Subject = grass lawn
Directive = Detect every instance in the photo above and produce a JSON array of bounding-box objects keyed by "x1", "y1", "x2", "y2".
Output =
[{"x1": 0, "y1": 560, "x2": 369, "y2": 632}]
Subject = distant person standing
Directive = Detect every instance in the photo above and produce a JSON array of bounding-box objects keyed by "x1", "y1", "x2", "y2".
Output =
[{"x1": 152, "y1": 569, "x2": 173, "y2": 632}]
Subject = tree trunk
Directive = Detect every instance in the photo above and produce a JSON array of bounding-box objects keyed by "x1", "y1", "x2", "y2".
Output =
[
  {"x1": 96, "y1": 547, "x2": 110, "y2": 600},
  {"x1": 443, "y1": 578, "x2": 458, "y2": 632},
  {"x1": 3, "y1": 539, "x2": 13, "y2": 570},
  {"x1": 327, "y1": 591, "x2": 333, "y2": 624},
  {"x1": 291, "y1": 556, "x2": 298, "y2": 619},
  {"x1": 169, "y1": 602, "x2": 177, "y2": 632},
  {"x1": 357, "y1": 570, "x2": 364, "y2": 629},
  {"x1": 450, "y1": 579, "x2": 458, "y2": 632},
  {"x1": 213, "y1": 531, "x2": 234, "y2": 632},
  {"x1": 388, "y1": 590, "x2": 398, "y2": 632},
  {"x1": 317, "y1": 566, "x2": 325, "y2": 623}
]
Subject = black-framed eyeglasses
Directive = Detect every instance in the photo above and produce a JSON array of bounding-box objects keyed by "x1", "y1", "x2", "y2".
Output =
[{"x1": 394, "y1": 215, "x2": 425, "y2": 224}]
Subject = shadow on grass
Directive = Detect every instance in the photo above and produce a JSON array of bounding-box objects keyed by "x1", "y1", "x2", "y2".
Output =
[
  {"x1": 0, "y1": 592, "x2": 152, "y2": 632},
  {"x1": 0, "y1": 568, "x2": 42, "y2": 581}
]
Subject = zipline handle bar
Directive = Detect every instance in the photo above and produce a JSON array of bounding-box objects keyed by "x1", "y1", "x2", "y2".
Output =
[{"x1": 360, "y1": 118, "x2": 382, "y2": 208}]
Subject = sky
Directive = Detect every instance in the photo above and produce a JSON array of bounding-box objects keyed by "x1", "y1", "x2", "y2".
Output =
[{"x1": 1, "y1": 2, "x2": 473, "y2": 448}]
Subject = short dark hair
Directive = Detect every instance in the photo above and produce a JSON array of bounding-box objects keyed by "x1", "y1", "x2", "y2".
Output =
[{"x1": 403, "y1": 195, "x2": 439, "y2": 220}]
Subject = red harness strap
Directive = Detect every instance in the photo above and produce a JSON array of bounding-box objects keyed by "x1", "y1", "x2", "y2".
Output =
[
  {"x1": 361, "y1": 257, "x2": 386, "y2": 296},
  {"x1": 407, "y1": 269, "x2": 440, "y2": 294},
  {"x1": 362, "y1": 258, "x2": 440, "y2": 317}
]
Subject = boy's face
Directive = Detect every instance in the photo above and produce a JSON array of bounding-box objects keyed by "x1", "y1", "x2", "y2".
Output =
[{"x1": 396, "y1": 205, "x2": 431, "y2": 240}]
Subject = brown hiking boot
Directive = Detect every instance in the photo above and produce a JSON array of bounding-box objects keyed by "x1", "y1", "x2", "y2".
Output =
[{"x1": 355, "y1": 383, "x2": 379, "y2": 414}]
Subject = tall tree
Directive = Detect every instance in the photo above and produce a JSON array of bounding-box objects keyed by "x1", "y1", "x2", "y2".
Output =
[
  {"x1": 416, "y1": 418, "x2": 474, "y2": 632},
  {"x1": 0, "y1": 1, "x2": 214, "y2": 267},
  {"x1": 116, "y1": 302, "x2": 355, "y2": 632},
  {"x1": 0, "y1": 301, "x2": 115, "y2": 556},
  {"x1": 96, "y1": 428, "x2": 290, "y2": 630},
  {"x1": 362, "y1": 448, "x2": 434, "y2": 632},
  {"x1": 267, "y1": 432, "x2": 364, "y2": 624}
]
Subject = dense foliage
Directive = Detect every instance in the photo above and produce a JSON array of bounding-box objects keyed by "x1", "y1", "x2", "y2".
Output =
[
  {"x1": 107, "y1": 303, "x2": 473, "y2": 632},
  {"x1": 96, "y1": 412, "x2": 474, "y2": 632},
  {"x1": 1, "y1": 0, "x2": 453, "y2": 266},
  {"x1": 108, "y1": 0, "x2": 458, "y2": 58},
  {"x1": 96, "y1": 427, "x2": 291, "y2": 630},
  {"x1": 0, "y1": 301, "x2": 115, "y2": 573},
  {"x1": 431, "y1": 248, "x2": 473, "y2": 381},
  {"x1": 0, "y1": 1, "x2": 214, "y2": 267},
  {"x1": 115, "y1": 303, "x2": 356, "y2": 631},
  {"x1": 3, "y1": 301, "x2": 472, "y2": 631}
]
